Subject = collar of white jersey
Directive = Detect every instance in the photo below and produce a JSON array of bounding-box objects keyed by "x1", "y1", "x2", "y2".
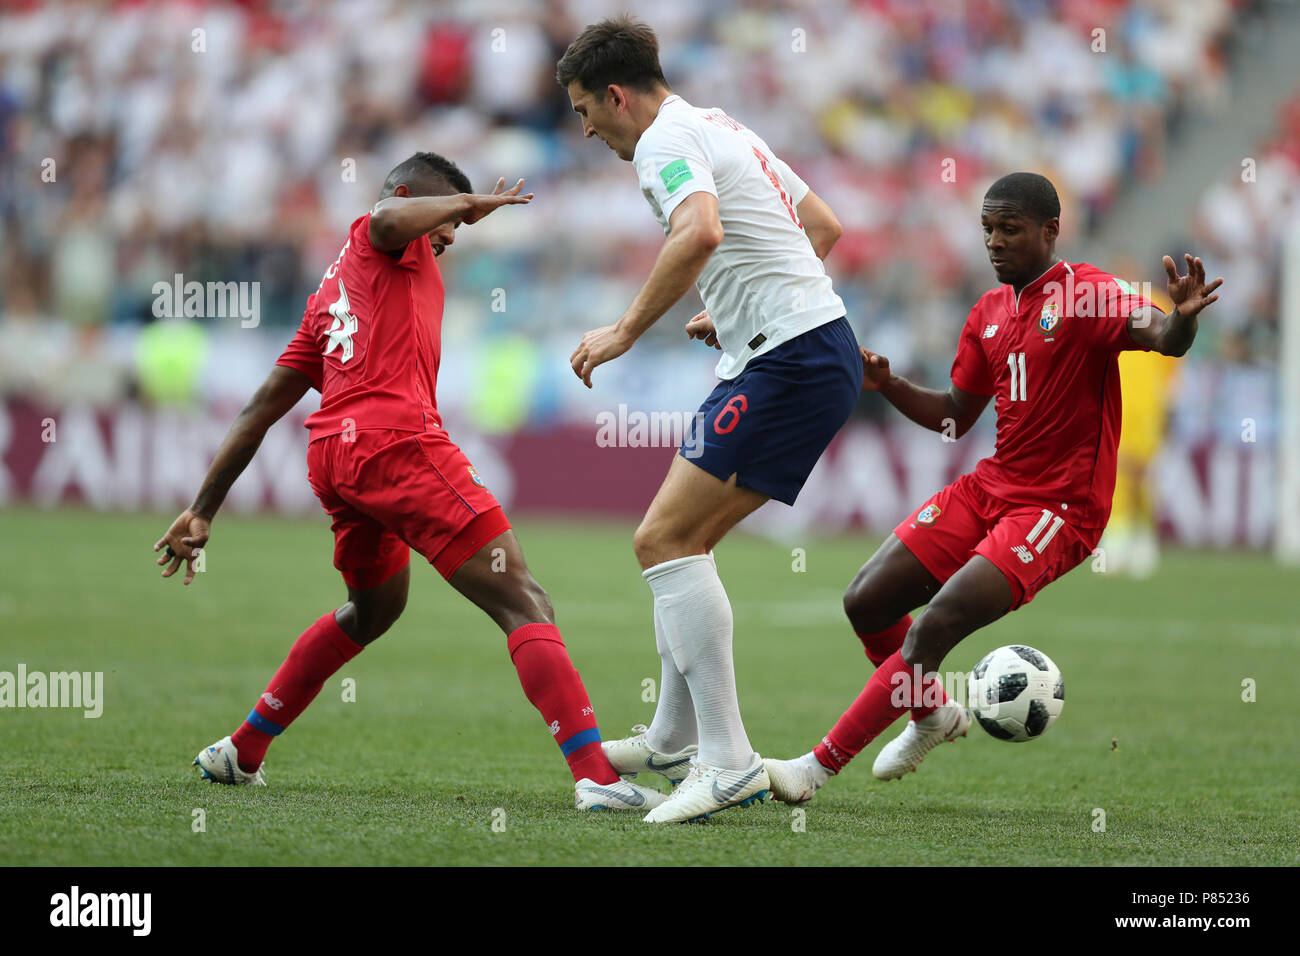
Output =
[{"x1": 656, "y1": 94, "x2": 686, "y2": 116}]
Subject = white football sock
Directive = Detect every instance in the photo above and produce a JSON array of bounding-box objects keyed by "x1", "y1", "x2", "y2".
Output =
[
  {"x1": 800, "y1": 750, "x2": 834, "y2": 782},
  {"x1": 643, "y1": 552, "x2": 755, "y2": 770},
  {"x1": 645, "y1": 601, "x2": 698, "y2": 754}
]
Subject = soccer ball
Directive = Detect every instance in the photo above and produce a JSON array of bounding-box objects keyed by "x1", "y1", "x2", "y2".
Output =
[{"x1": 967, "y1": 645, "x2": 1064, "y2": 742}]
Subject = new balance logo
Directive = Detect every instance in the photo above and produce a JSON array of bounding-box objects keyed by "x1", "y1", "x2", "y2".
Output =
[
  {"x1": 711, "y1": 765, "x2": 765, "y2": 804},
  {"x1": 548, "y1": 720, "x2": 560, "y2": 736},
  {"x1": 982, "y1": 324, "x2": 999, "y2": 338},
  {"x1": 1011, "y1": 545, "x2": 1034, "y2": 564},
  {"x1": 260, "y1": 692, "x2": 284, "y2": 711}
]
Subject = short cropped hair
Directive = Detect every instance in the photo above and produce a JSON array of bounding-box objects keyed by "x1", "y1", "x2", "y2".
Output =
[
  {"x1": 380, "y1": 151, "x2": 472, "y2": 199},
  {"x1": 556, "y1": 14, "x2": 668, "y2": 96},
  {"x1": 983, "y1": 172, "x2": 1061, "y2": 224}
]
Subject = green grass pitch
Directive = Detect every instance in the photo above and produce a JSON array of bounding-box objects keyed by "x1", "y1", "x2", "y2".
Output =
[{"x1": 1, "y1": 507, "x2": 1296, "y2": 866}]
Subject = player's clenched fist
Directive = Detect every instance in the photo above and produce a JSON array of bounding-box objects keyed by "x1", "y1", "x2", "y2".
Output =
[
  {"x1": 153, "y1": 508, "x2": 210, "y2": 586},
  {"x1": 685, "y1": 310, "x2": 721, "y2": 350},
  {"x1": 861, "y1": 346, "x2": 890, "y2": 391}
]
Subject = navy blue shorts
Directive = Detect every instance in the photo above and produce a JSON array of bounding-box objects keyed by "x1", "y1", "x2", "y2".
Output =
[{"x1": 680, "y1": 317, "x2": 860, "y2": 505}]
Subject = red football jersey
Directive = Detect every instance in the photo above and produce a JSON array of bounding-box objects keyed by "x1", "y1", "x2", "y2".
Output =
[
  {"x1": 276, "y1": 213, "x2": 444, "y2": 441},
  {"x1": 950, "y1": 260, "x2": 1155, "y2": 529}
]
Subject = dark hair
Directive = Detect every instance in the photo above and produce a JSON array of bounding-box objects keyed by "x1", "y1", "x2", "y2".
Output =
[
  {"x1": 380, "y1": 151, "x2": 472, "y2": 199},
  {"x1": 556, "y1": 14, "x2": 668, "y2": 97},
  {"x1": 983, "y1": 172, "x2": 1061, "y2": 224}
]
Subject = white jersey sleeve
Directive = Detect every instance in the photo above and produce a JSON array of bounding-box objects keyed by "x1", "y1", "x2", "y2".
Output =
[{"x1": 636, "y1": 120, "x2": 718, "y2": 224}]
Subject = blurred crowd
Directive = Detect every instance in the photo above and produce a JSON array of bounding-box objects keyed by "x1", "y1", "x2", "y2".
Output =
[
  {"x1": 1176, "y1": 89, "x2": 1300, "y2": 443},
  {"x1": 0, "y1": 0, "x2": 1283, "y2": 436}
]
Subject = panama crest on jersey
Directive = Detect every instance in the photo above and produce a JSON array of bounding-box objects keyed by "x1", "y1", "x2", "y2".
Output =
[
  {"x1": 916, "y1": 504, "x2": 941, "y2": 526},
  {"x1": 1038, "y1": 301, "x2": 1061, "y2": 339}
]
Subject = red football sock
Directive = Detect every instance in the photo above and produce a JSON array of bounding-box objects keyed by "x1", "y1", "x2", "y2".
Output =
[
  {"x1": 230, "y1": 611, "x2": 363, "y2": 772},
  {"x1": 814, "y1": 651, "x2": 914, "y2": 772},
  {"x1": 908, "y1": 667, "x2": 949, "y2": 720},
  {"x1": 507, "y1": 623, "x2": 618, "y2": 785},
  {"x1": 856, "y1": 615, "x2": 912, "y2": 665},
  {"x1": 856, "y1": 616, "x2": 949, "y2": 720}
]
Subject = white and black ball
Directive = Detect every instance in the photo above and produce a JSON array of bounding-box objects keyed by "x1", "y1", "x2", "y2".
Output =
[{"x1": 967, "y1": 645, "x2": 1064, "y2": 742}]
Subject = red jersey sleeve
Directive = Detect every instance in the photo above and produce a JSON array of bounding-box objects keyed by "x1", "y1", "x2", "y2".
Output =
[
  {"x1": 275, "y1": 312, "x2": 323, "y2": 392},
  {"x1": 1079, "y1": 265, "x2": 1156, "y2": 353},
  {"x1": 950, "y1": 303, "x2": 995, "y2": 396}
]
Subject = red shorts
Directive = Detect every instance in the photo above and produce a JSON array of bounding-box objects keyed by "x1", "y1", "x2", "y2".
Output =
[
  {"x1": 306, "y1": 428, "x2": 511, "y2": 589},
  {"x1": 894, "y1": 473, "x2": 1100, "y2": 610}
]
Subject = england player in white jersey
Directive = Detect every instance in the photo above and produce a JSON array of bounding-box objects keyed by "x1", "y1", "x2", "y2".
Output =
[
  {"x1": 628, "y1": 96, "x2": 846, "y2": 379},
  {"x1": 559, "y1": 15, "x2": 861, "y2": 823}
]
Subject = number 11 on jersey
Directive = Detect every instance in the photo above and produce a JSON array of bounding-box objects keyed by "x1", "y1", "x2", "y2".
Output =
[{"x1": 1007, "y1": 351, "x2": 1027, "y2": 402}]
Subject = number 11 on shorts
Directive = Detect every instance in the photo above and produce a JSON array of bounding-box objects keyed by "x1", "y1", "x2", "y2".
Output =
[
  {"x1": 1011, "y1": 508, "x2": 1064, "y2": 564},
  {"x1": 1026, "y1": 508, "x2": 1063, "y2": 552}
]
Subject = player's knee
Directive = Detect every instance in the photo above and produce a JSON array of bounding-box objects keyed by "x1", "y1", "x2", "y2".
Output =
[
  {"x1": 901, "y1": 602, "x2": 965, "y2": 666},
  {"x1": 354, "y1": 591, "x2": 406, "y2": 643},
  {"x1": 633, "y1": 516, "x2": 701, "y2": 570},
  {"x1": 842, "y1": 572, "x2": 869, "y2": 624},
  {"x1": 843, "y1": 570, "x2": 889, "y2": 632},
  {"x1": 633, "y1": 519, "x2": 667, "y2": 569}
]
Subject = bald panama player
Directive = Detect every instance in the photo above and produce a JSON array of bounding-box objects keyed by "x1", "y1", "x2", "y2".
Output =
[
  {"x1": 764, "y1": 172, "x2": 1223, "y2": 803},
  {"x1": 558, "y1": 17, "x2": 861, "y2": 823},
  {"x1": 154, "y1": 151, "x2": 664, "y2": 812}
]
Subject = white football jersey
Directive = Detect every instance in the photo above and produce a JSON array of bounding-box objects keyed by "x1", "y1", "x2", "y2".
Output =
[{"x1": 634, "y1": 95, "x2": 846, "y2": 379}]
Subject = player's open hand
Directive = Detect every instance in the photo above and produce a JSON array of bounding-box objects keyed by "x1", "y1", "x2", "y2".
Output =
[
  {"x1": 570, "y1": 324, "x2": 635, "y2": 388},
  {"x1": 1163, "y1": 253, "x2": 1223, "y2": 318},
  {"x1": 153, "y1": 509, "x2": 210, "y2": 586},
  {"x1": 861, "y1": 347, "x2": 890, "y2": 391},
  {"x1": 460, "y1": 177, "x2": 534, "y2": 225},
  {"x1": 685, "y1": 310, "x2": 721, "y2": 350}
]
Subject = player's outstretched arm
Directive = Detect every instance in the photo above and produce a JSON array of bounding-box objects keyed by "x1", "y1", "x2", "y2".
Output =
[
  {"x1": 796, "y1": 189, "x2": 843, "y2": 260},
  {"x1": 862, "y1": 347, "x2": 990, "y2": 438},
  {"x1": 1127, "y1": 253, "x2": 1223, "y2": 356},
  {"x1": 368, "y1": 177, "x2": 534, "y2": 252},
  {"x1": 153, "y1": 364, "x2": 312, "y2": 585},
  {"x1": 570, "y1": 191, "x2": 723, "y2": 388}
]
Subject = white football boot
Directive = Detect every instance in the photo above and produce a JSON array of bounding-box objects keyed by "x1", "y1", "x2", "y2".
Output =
[
  {"x1": 871, "y1": 697, "x2": 971, "y2": 780},
  {"x1": 601, "y1": 724, "x2": 698, "y2": 784},
  {"x1": 764, "y1": 752, "x2": 832, "y2": 805},
  {"x1": 194, "y1": 735, "x2": 266, "y2": 786},
  {"x1": 574, "y1": 777, "x2": 669, "y2": 811},
  {"x1": 642, "y1": 752, "x2": 769, "y2": 823}
]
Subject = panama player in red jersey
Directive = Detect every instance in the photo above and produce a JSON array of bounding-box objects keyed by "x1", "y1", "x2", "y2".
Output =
[
  {"x1": 765, "y1": 172, "x2": 1223, "y2": 802},
  {"x1": 154, "y1": 151, "x2": 666, "y2": 812}
]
